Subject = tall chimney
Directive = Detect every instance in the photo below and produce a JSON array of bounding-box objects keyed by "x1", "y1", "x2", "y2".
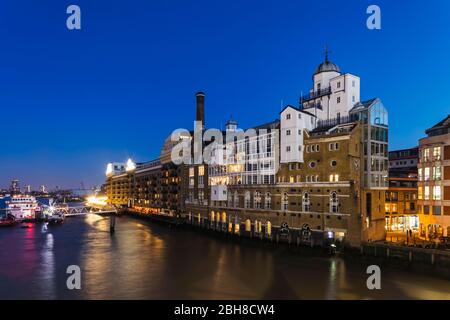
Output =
[{"x1": 195, "y1": 91, "x2": 205, "y2": 127}]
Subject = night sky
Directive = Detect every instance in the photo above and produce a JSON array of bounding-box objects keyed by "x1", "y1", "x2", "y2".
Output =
[{"x1": 0, "y1": 0, "x2": 449, "y2": 189}]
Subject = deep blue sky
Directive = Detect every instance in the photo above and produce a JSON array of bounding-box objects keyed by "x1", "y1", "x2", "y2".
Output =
[{"x1": 0, "y1": 0, "x2": 449, "y2": 189}]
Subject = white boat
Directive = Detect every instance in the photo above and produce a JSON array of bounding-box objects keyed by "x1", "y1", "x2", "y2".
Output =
[{"x1": 6, "y1": 195, "x2": 40, "y2": 221}]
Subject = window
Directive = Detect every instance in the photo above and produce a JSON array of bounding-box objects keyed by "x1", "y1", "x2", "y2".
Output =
[
  {"x1": 418, "y1": 168, "x2": 423, "y2": 181},
  {"x1": 289, "y1": 176, "x2": 295, "y2": 183},
  {"x1": 234, "y1": 191, "x2": 239, "y2": 207},
  {"x1": 298, "y1": 113, "x2": 302, "y2": 119},
  {"x1": 424, "y1": 167, "x2": 430, "y2": 181},
  {"x1": 329, "y1": 174, "x2": 339, "y2": 182},
  {"x1": 302, "y1": 193, "x2": 311, "y2": 212},
  {"x1": 198, "y1": 165, "x2": 205, "y2": 176},
  {"x1": 330, "y1": 192, "x2": 339, "y2": 213},
  {"x1": 286, "y1": 130, "x2": 291, "y2": 136},
  {"x1": 352, "y1": 96, "x2": 356, "y2": 103},
  {"x1": 423, "y1": 148, "x2": 430, "y2": 162},
  {"x1": 424, "y1": 186, "x2": 430, "y2": 200},
  {"x1": 433, "y1": 206, "x2": 441, "y2": 215},
  {"x1": 254, "y1": 191, "x2": 262, "y2": 209},
  {"x1": 433, "y1": 186, "x2": 441, "y2": 200},
  {"x1": 330, "y1": 160, "x2": 337, "y2": 167},
  {"x1": 433, "y1": 147, "x2": 441, "y2": 160},
  {"x1": 282, "y1": 193, "x2": 288, "y2": 211},
  {"x1": 244, "y1": 191, "x2": 251, "y2": 208},
  {"x1": 316, "y1": 144, "x2": 320, "y2": 152},
  {"x1": 311, "y1": 145, "x2": 316, "y2": 152},
  {"x1": 265, "y1": 193, "x2": 271, "y2": 209},
  {"x1": 352, "y1": 80, "x2": 356, "y2": 87},
  {"x1": 286, "y1": 114, "x2": 291, "y2": 120},
  {"x1": 298, "y1": 129, "x2": 302, "y2": 135},
  {"x1": 286, "y1": 146, "x2": 291, "y2": 152},
  {"x1": 329, "y1": 142, "x2": 339, "y2": 151},
  {"x1": 337, "y1": 97, "x2": 341, "y2": 104},
  {"x1": 309, "y1": 161, "x2": 316, "y2": 168},
  {"x1": 418, "y1": 186, "x2": 423, "y2": 200},
  {"x1": 433, "y1": 166, "x2": 441, "y2": 180},
  {"x1": 306, "y1": 145, "x2": 310, "y2": 153},
  {"x1": 189, "y1": 167, "x2": 195, "y2": 177},
  {"x1": 337, "y1": 82, "x2": 341, "y2": 89}
]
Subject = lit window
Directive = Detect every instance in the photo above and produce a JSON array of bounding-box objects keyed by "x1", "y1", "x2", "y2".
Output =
[
  {"x1": 433, "y1": 166, "x2": 441, "y2": 180},
  {"x1": 289, "y1": 176, "x2": 295, "y2": 183},
  {"x1": 334, "y1": 174, "x2": 339, "y2": 182},
  {"x1": 423, "y1": 148, "x2": 430, "y2": 161},
  {"x1": 189, "y1": 167, "x2": 195, "y2": 177},
  {"x1": 198, "y1": 165, "x2": 205, "y2": 176},
  {"x1": 424, "y1": 186, "x2": 430, "y2": 200},
  {"x1": 418, "y1": 168, "x2": 423, "y2": 181},
  {"x1": 329, "y1": 174, "x2": 334, "y2": 182},
  {"x1": 433, "y1": 147, "x2": 441, "y2": 160},
  {"x1": 433, "y1": 186, "x2": 441, "y2": 200},
  {"x1": 424, "y1": 167, "x2": 430, "y2": 181},
  {"x1": 418, "y1": 187, "x2": 423, "y2": 200}
]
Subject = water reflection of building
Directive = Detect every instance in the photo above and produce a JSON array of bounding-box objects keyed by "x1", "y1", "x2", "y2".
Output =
[
  {"x1": 417, "y1": 115, "x2": 450, "y2": 240},
  {"x1": 385, "y1": 148, "x2": 419, "y2": 233}
]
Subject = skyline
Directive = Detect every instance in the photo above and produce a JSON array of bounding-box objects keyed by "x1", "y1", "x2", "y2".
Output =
[{"x1": 1, "y1": 0, "x2": 450, "y2": 189}]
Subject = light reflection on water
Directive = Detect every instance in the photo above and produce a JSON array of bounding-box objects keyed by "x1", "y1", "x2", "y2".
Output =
[{"x1": 0, "y1": 215, "x2": 449, "y2": 300}]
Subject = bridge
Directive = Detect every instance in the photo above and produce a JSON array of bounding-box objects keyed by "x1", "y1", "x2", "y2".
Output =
[{"x1": 42, "y1": 204, "x2": 117, "y2": 217}]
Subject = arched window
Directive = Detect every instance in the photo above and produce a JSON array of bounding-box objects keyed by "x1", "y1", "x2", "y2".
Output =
[
  {"x1": 222, "y1": 212, "x2": 227, "y2": 223},
  {"x1": 255, "y1": 220, "x2": 262, "y2": 233},
  {"x1": 266, "y1": 221, "x2": 272, "y2": 236},
  {"x1": 244, "y1": 191, "x2": 251, "y2": 208},
  {"x1": 245, "y1": 219, "x2": 251, "y2": 232},
  {"x1": 265, "y1": 192, "x2": 271, "y2": 209},
  {"x1": 302, "y1": 192, "x2": 311, "y2": 212},
  {"x1": 254, "y1": 191, "x2": 262, "y2": 209},
  {"x1": 330, "y1": 192, "x2": 339, "y2": 213},
  {"x1": 281, "y1": 192, "x2": 288, "y2": 211},
  {"x1": 210, "y1": 211, "x2": 215, "y2": 222},
  {"x1": 234, "y1": 191, "x2": 239, "y2": 207}
]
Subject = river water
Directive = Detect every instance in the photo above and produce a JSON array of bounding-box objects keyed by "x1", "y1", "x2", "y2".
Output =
[{"x1": 0, "y1": 214, "x2": 449, "y2": 300}]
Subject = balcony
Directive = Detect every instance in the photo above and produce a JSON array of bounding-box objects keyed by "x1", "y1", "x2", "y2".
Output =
[{"x1": 300, "y1": 86, "x2": 332, "y2": 102}]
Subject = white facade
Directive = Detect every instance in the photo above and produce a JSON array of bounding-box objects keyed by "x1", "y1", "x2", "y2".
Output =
[
  {"x1": 211, "y1": 185, "x2": 228, "y2": 201},
  {"x1": 302, "y1": 72, "x2": 360, "y2": 122},
  {"x1": 280, "y1": 106, "x2": 316, "y2": 164}
]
